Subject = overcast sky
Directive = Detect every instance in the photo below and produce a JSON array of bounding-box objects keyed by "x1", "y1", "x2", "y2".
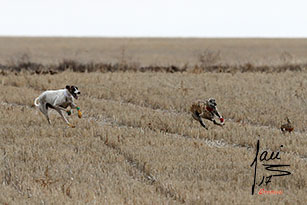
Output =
[{"x1": 1, "y1": 0, "x2": 306, "y2": 37}]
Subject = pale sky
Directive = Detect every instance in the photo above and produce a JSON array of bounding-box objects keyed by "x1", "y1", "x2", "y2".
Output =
[{"x1": 1, "y1": 0, "x2": 306, "y2": 37}]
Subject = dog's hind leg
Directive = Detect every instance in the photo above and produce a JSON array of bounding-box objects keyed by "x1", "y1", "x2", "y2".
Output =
[
  {"x1": 192, "y1": 112, "x2": 208, "y2": 130},
  {"x1": 55, "y1": 109, "x2": 75, "y2": 128},
  {"x1": 39, "y1": 103, "x2": 51, "y2": 124},
  {"x1": 198, "y1": 118, "x2": 208, "y2": 130}
]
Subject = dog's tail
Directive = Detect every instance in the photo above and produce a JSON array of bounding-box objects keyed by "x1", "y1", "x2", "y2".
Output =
[{"x1": 34, "y1": 97, "x2": 40, "y2": 106}]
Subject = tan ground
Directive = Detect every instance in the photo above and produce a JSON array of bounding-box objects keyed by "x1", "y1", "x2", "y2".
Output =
[
  {"x1": 0, "y1": 70, "x2": 306, "y2": 204},
  {"x1": 1, "y1": 37, "x2": 307, "y2": 66}
]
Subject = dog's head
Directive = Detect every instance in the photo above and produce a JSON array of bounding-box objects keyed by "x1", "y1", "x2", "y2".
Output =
[
  {"x1": 208, "y1": 98, "x2": 217, "y2": 108},
  {"x1": 66, "y1": 85, "x2": 81, "y2": 99}
]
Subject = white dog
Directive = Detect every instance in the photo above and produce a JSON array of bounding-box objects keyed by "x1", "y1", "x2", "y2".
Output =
[{"x1": 34, "y1": 85, "x2": 82, "y2": 127}]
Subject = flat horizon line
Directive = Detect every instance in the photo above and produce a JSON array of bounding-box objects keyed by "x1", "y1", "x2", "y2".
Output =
[{"x1": 0, "y1": 35, "x2": 306, "y2": 39}]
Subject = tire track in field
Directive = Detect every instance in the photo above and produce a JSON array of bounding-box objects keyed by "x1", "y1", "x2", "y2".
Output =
[
  {"x1": 0, "y1": 101, "x2": 186, "y2": 203},
  {"x1": 87, "y1": 106, "x2": 307, "y2": 163},
  {"x1": 101, "y1": 134, "x2": 186, "y2": 204},
  {"x1": 83, "y1": 94, "x2": 307, "y2": 135},
  {"x1": 1, "y1": 100, "x2": 307, "y2": 203},
  {"x1": 1, "y1": 83, "x2": 306, "y2": 134},
  {"x1": 81, "y1": 96, "x2": 307, "y2": 164},
  {"x1": 1, "y1": 99, "x2": 307, "y2": 162},
  {"x1": 83, "y1": 95, "x2": 307, "y2": 153},
  {"x1": 0, "y1": 101, "x2": 225, "y2": 149},
  {"x1": 1, "y1": 100, "x2": 306, "y2": 163},
  {"x1": 1, "y1": 82, "x2": 305, "y2": 133}
]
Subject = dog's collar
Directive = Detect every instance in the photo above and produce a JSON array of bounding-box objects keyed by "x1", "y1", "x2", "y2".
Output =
[{"x1": 206, "y1": 106, "x2": 214, "y2": 112}]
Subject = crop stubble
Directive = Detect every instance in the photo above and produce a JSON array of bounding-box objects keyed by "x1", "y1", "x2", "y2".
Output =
[{"x1": 0, "y1": 70, "x2": 306, "y2": 204}]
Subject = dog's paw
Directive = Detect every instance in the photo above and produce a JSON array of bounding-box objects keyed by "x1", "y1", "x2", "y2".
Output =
[
  {"x1": 78, "y1": 111, "x2": 82, "y2": 118},
  {"x1": 68, "y1": 123, "x2": 76, "y2": 128}
]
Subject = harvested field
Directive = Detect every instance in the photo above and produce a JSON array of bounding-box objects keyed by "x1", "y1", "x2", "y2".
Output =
[
  {"x1": 1, "y1": 37, "x2": 307, "y2": 66},
  {"x1": 1, "y1": 71, "x2": 306, "y2": 204},
  {"x1": 0, "y1": 38, "x2": 306, "y2": 204}
]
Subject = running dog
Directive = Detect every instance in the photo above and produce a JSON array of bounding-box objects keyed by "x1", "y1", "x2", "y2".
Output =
[
  {"x1": 190, "y1": 98, "x2": 224, "y2": 129},
  {"x1": 34, "y1": 85, "x2": 82, "y2": 128}
]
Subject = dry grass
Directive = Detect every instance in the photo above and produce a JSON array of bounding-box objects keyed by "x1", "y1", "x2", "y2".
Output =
[
  {"x1": 0, "y1": 37, "x2": 306, "y2": 204},
  {"x1": 1, "y1": 38, "x2": 307, "y2": 75},
  {"x1": 0, "y1": 70, "x2": 306, "y2": 204},
  {"x1": 1, "y1": 37, "x2": 307, "y2": 67}
]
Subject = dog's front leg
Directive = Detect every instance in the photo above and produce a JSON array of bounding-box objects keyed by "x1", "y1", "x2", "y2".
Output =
[
  {"x1": 53, "y1": 105, "x2": 67, "y2": 111},
  {"x1": 52, "y1": 96, "x2": 69, "y2": 112},
  {"x1": 212, "y1": 119, "x2": 224, "y2": 127},
  {"x1": 55, "y1": 109, "x2": 75, "y2": 128},
  {"x1": 53, "y1": 96, "x2": 75, "y2": 117},
  {"x1": 52, "y1": 105, "x2": 73, "y2": 117},
  {"x1": 71, "y1": 103, "x2": 82, "y2": 118}
]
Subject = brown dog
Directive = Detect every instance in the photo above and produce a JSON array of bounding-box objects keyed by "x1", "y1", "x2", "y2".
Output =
[{"x1": 191, "y1": 98, "x2": 224, "y2": 129}]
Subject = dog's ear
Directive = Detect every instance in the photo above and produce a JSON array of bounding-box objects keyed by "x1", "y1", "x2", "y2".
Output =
[{"x1": 65, "y1": 85, "x2": 71, "y2": 90}]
